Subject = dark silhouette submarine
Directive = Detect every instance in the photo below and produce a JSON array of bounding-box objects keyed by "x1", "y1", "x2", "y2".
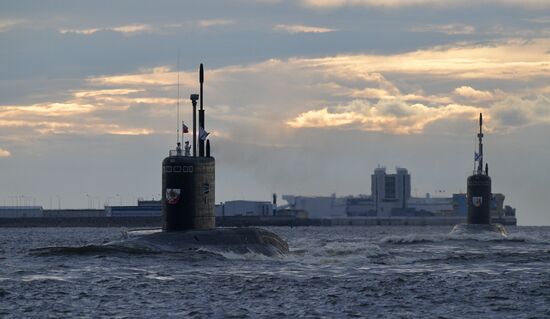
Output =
[
  {"x1": 451, "y1": 113, "x2": 507, "y2": 236},
  {"x1": 123, "y1": 64, "x2": 289, "y2": 256}
]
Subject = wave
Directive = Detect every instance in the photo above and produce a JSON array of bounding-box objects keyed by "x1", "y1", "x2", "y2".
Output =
[
  {"x1": 321, "y1": 242, "x2": 388, "y2": 258},
  {"x1": 30, "y1": 241, "x2": 225, "y2": 259},
  {"x1": 380, "y1": 234, "x2": 440, "y2": 244},
  {"x1": 29, "y1": 243, "x2": 160, "y2": 256},
  {"x1": 417, "y1": 248, "x2": 550, "y2": 264},
  {"x1": 381, "y1": 231, "x2": 549, "y2": 245}
]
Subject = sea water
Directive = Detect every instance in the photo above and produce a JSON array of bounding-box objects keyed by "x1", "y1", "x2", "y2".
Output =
[{"x1": 0, "y1": 226, "x2": 548, "y2": 318}]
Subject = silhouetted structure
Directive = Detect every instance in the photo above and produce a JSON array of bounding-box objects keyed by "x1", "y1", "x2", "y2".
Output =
[
  {"x1": 467, "y1": 113, "x2": 491, "y2": 225},
  {"x1": 162, "y1": 64, "x2": 215, "y2": 231}
]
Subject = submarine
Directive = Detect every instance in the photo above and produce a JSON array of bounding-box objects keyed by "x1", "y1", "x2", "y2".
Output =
[
  {"x1": 451, "y1": 113, "x2": 507, "y2": 236},
  {"x1": 124, "y1": 64, "x2": 289, "y2": 256}
]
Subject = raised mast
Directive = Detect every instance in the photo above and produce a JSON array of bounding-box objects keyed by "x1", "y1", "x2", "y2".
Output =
[{"x1": 477, "y1": 113, "x2": 484, "y2": 175}]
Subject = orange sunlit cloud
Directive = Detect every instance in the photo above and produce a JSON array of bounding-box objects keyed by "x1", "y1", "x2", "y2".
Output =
[
  {"x1": 0, "y1": 39, "x2": 547, "y2": 138},
  {"x1": 287, "y1": 99, "x2": 483, "y2": 134}
]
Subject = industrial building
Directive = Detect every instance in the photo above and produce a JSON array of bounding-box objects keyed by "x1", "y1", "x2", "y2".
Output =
[
  {"x1": 281, "y1": 194, "x2": 346, "y2": 218},
  {"x1": 105, "y1": 200, "x2": 161, "y2": 217},
  {"x1": 44, "y1": 209, "x2": 106, "y2": 218},
  {"x1": 215, "y1": 200, "x2": 274, "y2": 217},
  {"x1": 283, "y1": 166, "x2": 517, "y2": 223},
  {"x1": 372, "y1": 167, "x2": 411, "y2": 216},
  {"x1": 0, "y1": 206, "x2": 43, "y2": 218}
]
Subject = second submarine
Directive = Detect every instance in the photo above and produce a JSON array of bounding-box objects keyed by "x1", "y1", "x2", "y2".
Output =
[{"x1": 452, "y1": 113, "x2": 507, "y2": 235}]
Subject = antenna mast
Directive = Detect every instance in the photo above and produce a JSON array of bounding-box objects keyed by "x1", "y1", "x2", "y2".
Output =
[
  {"x1": 199, "y1": 63, "x2": 205, "y2": 157},
  {"x1": 176, "y1": 51, "x2": 180, "y2": 147},
  {"x1": 477, "y1": 113, "x2": 484, "y2": 175}
]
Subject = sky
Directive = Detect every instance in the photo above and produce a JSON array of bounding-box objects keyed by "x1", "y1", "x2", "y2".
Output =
[{"x1": 0, "y1": 0, "x2": 549, "y2": 225}]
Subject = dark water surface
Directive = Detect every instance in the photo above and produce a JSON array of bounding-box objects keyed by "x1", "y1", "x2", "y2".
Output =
[{"x1": 0, "y1": 226, "x2": 548, "y2": 318}]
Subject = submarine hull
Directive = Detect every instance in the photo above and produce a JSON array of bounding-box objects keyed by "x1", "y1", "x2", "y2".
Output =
[{"x1": 124, "y1": 227, "x2": 289, "y2": 256}]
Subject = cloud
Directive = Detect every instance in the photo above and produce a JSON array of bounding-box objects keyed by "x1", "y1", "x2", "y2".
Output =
[
  {"x1": 454, "y1": 86, "x2": 493, "y2": 100},
  {"x1": 2, "y1": 38, "x2": 547, "y2": 141},
  {"x1": 59, "y1": 19, "x2": 236, "y2": 36},
  {"x1": 283, "y1": 38, "x2": 550, "y2": 80},
  {"x1": 198, "y1": 19, "x2": 235, "y2": 28},
  {"x1": 89, "y1": 66, "x2": 196, "y2": 86},
  {"x1": 489, "y1": 95, "x2": 550, "y2": 129},
  {"x1": 59, "y1": 24, "x2": 152, "y2": 36},
  {"x1": 288, "y1": 94, "x2": 550, "y2": 134},
  {"x1": 0, "y1": 19, "x2": 27, "y2": 32},
  {"x1": 528, "y1": 16, "x2": 550, "y2": 24},
  {"x1": 0, "y1": 87, "x2": 171, "y2": 137},
  {"x1": 0, "y1": 148, "x2": 11, "y2": 157},
  {"x1": 301, "y1": 0, "x2": 550, "y2": 9},
  {"x1": 1, "y1": 103, "x2": 95, "y2": 117},
  {"x1": 411, "y1": 23, "x2": 475, "y2": 35},
  {"x1": 73, "y1": 89, "x2": 143, "y2": 98},
  {"x1": 110, "y1": 24, "x2": 152, "y2": 34},
  {"x1": 287, "y1": 99, "x2": 482, "y2": 134},
  {"x1": 273, "y1": 24, "x2": 337, "y2": 33},
  {"x1": 59, "y1": 28, "x2": 101, "y2": 35}
]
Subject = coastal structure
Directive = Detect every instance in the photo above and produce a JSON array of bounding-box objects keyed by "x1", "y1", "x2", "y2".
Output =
[
  {"x1": 215, "y1": 200, "x2": 274, "y2": 217},
  {"x1": 282, "y1": 165, "x2": 516, "y2": 225},
  {"x1": 0, "y1": 206, "x2": 42, "y2": 218}
]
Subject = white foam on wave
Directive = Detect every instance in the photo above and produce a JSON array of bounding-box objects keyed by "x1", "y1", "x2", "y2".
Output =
[
  {"x1": 201, "y1": 247, "x2": 279, "y2": 261},
  {"x1": 381, "y1": 234, "x2": 441, "y2": 244},
  {"x1": 21, "y1": 275, "x2": 70, "y2": 282},
  {"x1": 381, "y1": 229, "x2": 550, "y2": 244}
]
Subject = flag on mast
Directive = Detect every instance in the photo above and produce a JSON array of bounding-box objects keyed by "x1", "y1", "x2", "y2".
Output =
[
  {"x1": 474, "y1": 152, "x2": 482, "y2": 161},
  {"x1": 182, "y1": 122, "x2": 189, "y2": 133},
  {"x1": 199, "y1": 126, "x2": 209, "y2": 140}
]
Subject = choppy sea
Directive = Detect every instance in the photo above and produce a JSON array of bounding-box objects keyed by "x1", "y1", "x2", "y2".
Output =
[{"x1": 0, "y1": 226, "x2": 548, "y2": 318}]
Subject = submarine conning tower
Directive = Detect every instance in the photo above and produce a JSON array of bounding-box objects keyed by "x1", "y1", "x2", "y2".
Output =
[
  {"x1": 467, "y1": 113, "x2": 491, "y2": 225},
  {"x1": 162, "y1": 63, "x2": 215, "y2": 231}
]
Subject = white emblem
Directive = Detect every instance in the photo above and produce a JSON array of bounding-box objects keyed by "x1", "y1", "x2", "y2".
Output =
[
  {"x1": 472, "y1": 196, "x2": 483, "y2": 207},
  {"x1": 166, "y1": 188, "x2": 181, "y2": 204}
]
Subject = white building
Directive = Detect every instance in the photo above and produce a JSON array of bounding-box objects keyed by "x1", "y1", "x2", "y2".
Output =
[
  {"x1": 372, "y1": 167, "x2": 411, "y2": 216},
  {"x1": 282, "y1": 194, "x2": 346, "y2": 218}
]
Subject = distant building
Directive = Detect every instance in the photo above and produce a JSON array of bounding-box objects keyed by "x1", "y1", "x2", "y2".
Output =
[
  {"x1": 0, "y1": 206, "x2": 43, "y2": 218},
  {"x1": 281, "y1": 166, "x2": 516, "y2": 222},
  {"x1": 372, "y1": 167, "x2": 411, "y2": 217},
  {"x1": 216, "y1": 200, "x2": 273, "y2": 217},
  {"x1": 44, "y1": 209, "x2": 106, "y2": 218},
  {"x1": 106, "y1": 201, "x2": 161, "y2": 217},
  {"x1": 408, "y1": 196, "x2": 453, "y2": 216},
  {"x1": 346, "y1": 197, "x2": 376, "y2": 217},
  {"x1": 282, "y1": 194, "x2": 346, "y2": 218},
  {"x1": 274, "y1": 209, "x2": 308, "y2": 219},
  {"x1": 137, "y1": 200, "x2": 161, "y2": 208}
]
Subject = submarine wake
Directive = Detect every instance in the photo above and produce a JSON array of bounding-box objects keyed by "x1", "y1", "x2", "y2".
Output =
[{"x1": 450, "y1": 223, "x2": 508, "y2": 237}]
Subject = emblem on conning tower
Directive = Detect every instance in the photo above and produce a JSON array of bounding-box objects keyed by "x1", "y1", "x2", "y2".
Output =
[
  {"x1": 166, "y1": 188, "x2": 181, "y2": 204},
  {"x1": 472, "y1": 196, "x2": 483, "y2": 207}
]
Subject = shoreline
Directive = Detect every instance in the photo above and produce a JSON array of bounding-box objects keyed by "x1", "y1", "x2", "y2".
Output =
[{"x1": 0, "y1": 216, "x2": 517, "y2": 227}]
